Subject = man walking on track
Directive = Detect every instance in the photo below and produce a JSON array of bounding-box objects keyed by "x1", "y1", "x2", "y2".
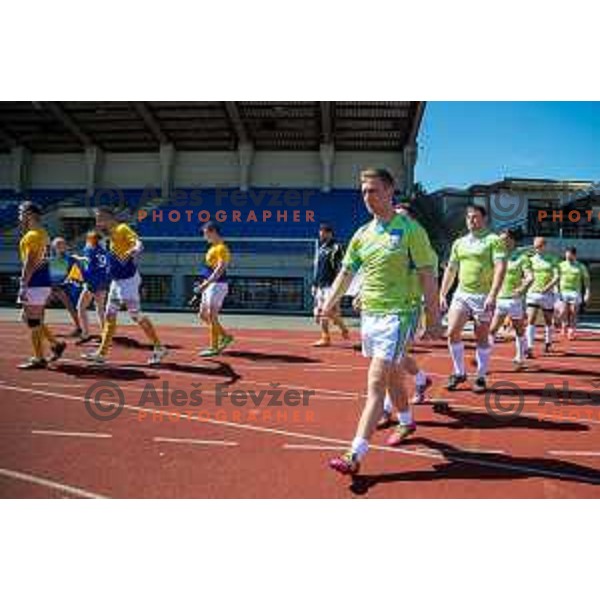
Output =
[
  {"x1": 82, "y1": 207, "x2": 168, "y2": 366},
  {"x1": 320, "y1": 168, "x2": 442, "y2": 476},
  {"x1": 439, "y1": 205, "x2": 507, "y2": 393},
  {"x1": 525, "y1": 237, "x2": 560, "y2": 358},
  {"x1": 196, "y1": 222, "x2": 234, "y2": 358},
  {"x1": 16, "y1": 202, "x2": 66, "y2": 370},
  {"x1": 488, "y1": 229, "x2": 533, "y2": 371},
  {"x1": 312, "y1": 223, "x2": 349, "y2": 347},
  {"x1": 557, "y1": 246, "x2": 591, "y2": 341}
]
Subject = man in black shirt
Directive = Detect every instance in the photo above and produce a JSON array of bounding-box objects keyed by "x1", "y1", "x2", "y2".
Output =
[{"x1": 312, "y1": 223, "x2": 349, "y2": 347}]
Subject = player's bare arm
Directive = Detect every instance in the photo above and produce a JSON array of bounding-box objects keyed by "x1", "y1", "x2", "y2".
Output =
[
  {"x1": 418, "y1": 267, "x2": 444, "y2": 339},
  {"x1": 514, "y1": 268, "x2": 534, "y2": 298},
  {"x1": 439, "y1": 262, "x2": 458, "y2": 312},
  {"x1": 199, "y1": 260, "x2": 229, "y2": 292},
  {"x1": 485, "y1": 259, "x2": 508, "y2": 312},
  {"x1": 320, "y1": 268, "x2": 354, "y2": 318}
]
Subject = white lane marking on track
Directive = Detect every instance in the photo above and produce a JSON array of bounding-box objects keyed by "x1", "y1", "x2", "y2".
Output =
[
  {"x1": 0, "y1": 373, "x2": 600, "y2": 424},
  {"x1": 31, "y1": 382, "x2": 87, "y2": 389},
  {"x1": 0, "y1": 467, "x2": 108, "y2": 499},
  {"x1": 31, "y1": 430, "x2": 112, "y2": 439},
  {"x1": 516, "y1": 400, "x2": 599, "y2": 406},
  {"x1": 283, "y1": 444, "x2": 349, "y2": 451},
  {"x1": 547, "y1": 451, "x2": 600, "y2": 457},
  {"x1": 153, "y1": 437, "x2": 238, "y2": 447},
  {"x1": 48, "y1": 357, "x2": 362, "y2": 398},
  {"x1": 448, "y1": 401, "x2": 600, "y2": 427},
  {"x1": 3, "y1": 349, "x2": 597, "y2": 414},
  {"x1": 3, "y1": 382, "x2": 600, "y2": 486},
  {"x1": 5, "y1": 379, "x2": 360, "y2": 404},
  {"x1": 283, "y1": 443, "x2": 505, "y2": 455},
  {"x1": 449, "y1": 447, "x2": 507, "y2": 455},
  {"x1": 303, "y1": 367, "x2": 356, "y2": 373},
  {"x1": 0, "y1": 345, "x2": 595, "y2": 398}
]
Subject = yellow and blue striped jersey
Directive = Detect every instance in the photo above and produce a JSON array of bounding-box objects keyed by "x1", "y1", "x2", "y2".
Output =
[
  {"x1": 107, "y1": 223, "x2": 139, "y2": 280},
  {"x1": 204, "y1": 242, "x2": 231, "y2": 283},
  {"x1": 19, "y1": 228, "x2": 51, "y2": 288}
]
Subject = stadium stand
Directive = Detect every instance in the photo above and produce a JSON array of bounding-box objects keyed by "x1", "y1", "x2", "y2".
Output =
[{"x1": 0, "y1": 101, "x2": 425, "y2": 312}]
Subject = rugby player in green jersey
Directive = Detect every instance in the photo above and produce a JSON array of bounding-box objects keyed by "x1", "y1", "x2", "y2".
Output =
[
  {"x1": 351, "y1": 203, "x2": 435, "y2": 431},
  {"x1": 557, "y1": 246, "x2": 591, "y2": 341},
  {"x1": 439, "y1": 205, "x2": 508, "y2": 394},
  {"x1": 488, "y1": 230, "x2": 533, "y2": 370},
  {"x1": 320, "y1": 168, "x2": 442, "y2": 476},
  {"x1": 525, "y1": 237, "x2": 560, "y2": 357}
]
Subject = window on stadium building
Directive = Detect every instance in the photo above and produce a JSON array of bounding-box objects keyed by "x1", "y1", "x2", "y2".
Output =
[
  {"x1": 0, "y1": 273, "x2": 20, "y2": 306},
  {"x1": 561, "y1": 201, "x2": 600, "y2": 239},
  {"x1": 225, "y1": 277, "x2": 305, "y2": 311},
  {"x1": 527, "y1": 199, "x2": 561, "y2": 237},
  {"x1": 140, "y1": 275, "x2": 172, "y2": 305}
]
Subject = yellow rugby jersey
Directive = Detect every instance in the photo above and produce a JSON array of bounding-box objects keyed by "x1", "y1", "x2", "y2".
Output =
[
  {"x1": 67, "y1": 263, "x2": 84, "y2": 283},
  {"x1": 107, "y1": 223, "x2": 139, "y2": 280},
  {"x1": 19, "y1": 228, "x2": 51, "y2": 288},
  {"x1": 204, "y1": 242, "x2": 231, "y2": 283}
]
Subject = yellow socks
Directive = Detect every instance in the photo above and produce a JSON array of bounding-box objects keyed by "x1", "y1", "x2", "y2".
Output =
[
  {"x1": 98, "y1": 315, "x2": 117, "y2": 356},
  {"x1": 41, "y1": 324, "x2": 57, "y2": 346},
  {"x1": 215, "y1": 322, "x2": 228, "y2": 340},
  {"x1": 138, "y1": 317, "x2": 161, "y2": 347},
  {"x1": 209, "y1": 322, "x2": 220, "y2": 349},
  {"x1": 332, "y1": 315, "x2": 348, "y2": 335},
  {"x1": 31, "y1": 326, "x2": 44, "y2": 359}
]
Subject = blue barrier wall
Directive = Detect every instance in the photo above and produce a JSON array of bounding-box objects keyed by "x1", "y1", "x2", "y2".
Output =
[
  {"x1": 135, "y1": 188, "x2": 370, "y2": 240},
  {"x1": 1, "y1": 188, "x2": 372, "y2": 242}
]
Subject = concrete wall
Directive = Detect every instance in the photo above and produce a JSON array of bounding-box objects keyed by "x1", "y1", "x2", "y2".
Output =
[
  {"x1": 0, "y1": 149, "x2": 410, "y2": 192},
  {"x1": 253, "y1": 152, "x2": 321, "y2": 188},
  {"x1": 334, "y1": 152, "x2": 405, "y2": 190},
  {"x1": 174, "y1": 151, "x2": 239, "y2": 188},
  {"x1": 101, "y1": 152, "x2": 161, "y2": 188},
  {"x1": 30, "y1": 153, "x2": 86, "y2": 189}
]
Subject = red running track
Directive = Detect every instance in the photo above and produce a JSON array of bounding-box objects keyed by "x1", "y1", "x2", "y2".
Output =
[{"x1": 1, "y1": 320, "x2": 600, "y2": 498}]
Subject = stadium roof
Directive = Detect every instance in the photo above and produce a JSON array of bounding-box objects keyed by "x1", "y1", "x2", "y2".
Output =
[
  {"x1": 0, "y1": 101, "x2": 425, "y2": 153},
  {"x1": 468, "y1": 177, "x2": 595, "y2": 194}
]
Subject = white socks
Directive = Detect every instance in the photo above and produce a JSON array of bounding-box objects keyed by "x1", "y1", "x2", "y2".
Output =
[
  {"x1": 527, "y1": 324, "x2": 536, "y2": 349},
  {"x1": 515, "y1": 336, "x2": 526, "y2": 362},
  {"x1": 351, "y1": 437, "x2": 369, "y2": 460},
  {"x1": 398, "y1": 409, "x2": 413, "y2": 426},
  {"x1": 476, "y1": 345, "x2": 492, "y2": 378},
  {"x1": 383, "y1": 394, "x2": 393, "y2": 415},
  {"x1": 449, "y1": 342, "x2": 466, "y2": 376},
  {"x1": 384, "y1": 371, "x2": 427, "y2": 414},
  {"x1": 545, "y1": 326, "x2": 553, "y2": 345}
]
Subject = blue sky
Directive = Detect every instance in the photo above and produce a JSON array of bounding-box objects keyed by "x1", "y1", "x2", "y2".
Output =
[{"x1": 415, "y1": 102, "x2": 600, "y2": 192}]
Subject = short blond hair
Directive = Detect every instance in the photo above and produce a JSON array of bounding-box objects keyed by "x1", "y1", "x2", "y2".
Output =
[{"x1": 360, "y1": 168, "x2": 395, "y2": 189}]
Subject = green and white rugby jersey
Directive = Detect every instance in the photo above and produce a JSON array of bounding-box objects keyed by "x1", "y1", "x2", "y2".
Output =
[
  {"x1": 529, "y1": 253, "x2": 560, "y2": 293},
  {"x1": 449, "y1": 230, "x2": 507, "y2": 295},
  {"x1": 559, "y1": 260, "x2": 590, "y2": 293},
  {"x1": 343, "y1": 213, "x2": 437, "y2": 314},
  {"x1": 499, "y1": 251, "x2": 532, "y2": 299}
]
